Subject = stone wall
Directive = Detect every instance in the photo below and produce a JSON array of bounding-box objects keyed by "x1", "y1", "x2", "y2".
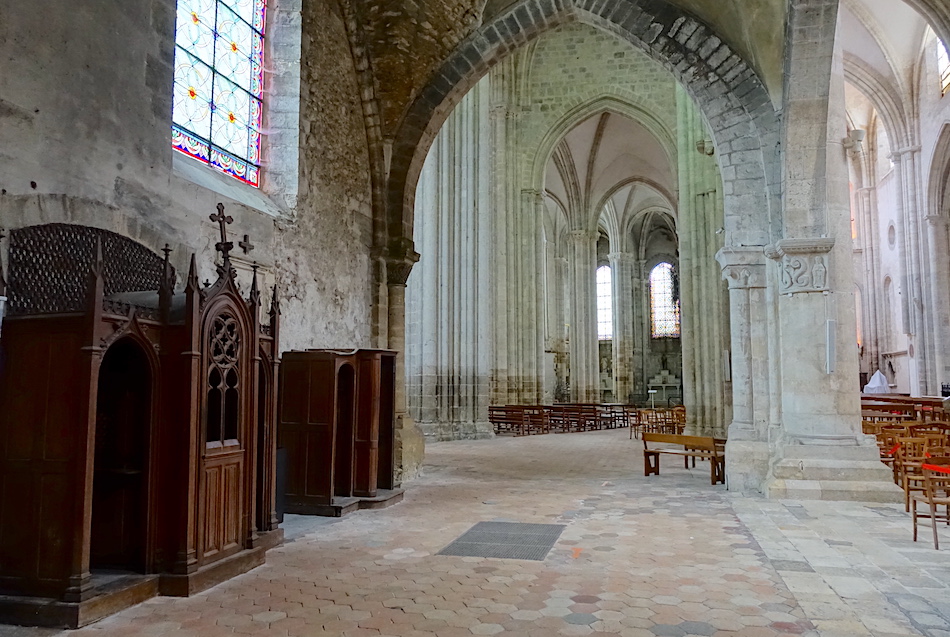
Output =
[{"x1": 0, "y1": 0, "x2": 376, "y2": 353}]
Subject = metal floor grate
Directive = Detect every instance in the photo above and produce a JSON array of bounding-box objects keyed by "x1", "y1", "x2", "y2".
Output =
[{"x1": 437, "y1": 521, "x2": 565, "y2": 561}]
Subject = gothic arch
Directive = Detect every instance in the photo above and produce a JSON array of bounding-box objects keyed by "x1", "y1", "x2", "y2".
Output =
[
  {"x1": 843, "y1": 54, "x2": 911, "y2": 151},
  {"x1": 928, "y1": 124, "x2": 950, "y2": 219},
  {"x1": 531, "y1": 96, "x2": 677, "y2": 191},
  {"x1": 385, "y1": 0, "x2": 779, "y2": 247},
  {"x1": 592, "y1": 176, "x2": 678, "y2": 234},
  {"x1": 904, "y1": 0, "x2": 950, "y2": 54}
]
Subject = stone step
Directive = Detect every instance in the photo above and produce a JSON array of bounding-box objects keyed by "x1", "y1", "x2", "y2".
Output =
[
  {"x1": 767, "y1": 478, "x2": 903, "y2": 503},
  {"x1": 778, "y1": 443, "x2": 881, "y2": 461},
  {"x1": 771, "y1": 458, "x2": 895, "y2": 482}
]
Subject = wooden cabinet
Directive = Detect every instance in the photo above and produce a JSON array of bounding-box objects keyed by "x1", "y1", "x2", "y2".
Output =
[
  {"x1": 279, "y1": 349, "x2": 398, "y2": 516},
  {"x1": 0, "y1": 221, "x2": 282, "y2": 627}
]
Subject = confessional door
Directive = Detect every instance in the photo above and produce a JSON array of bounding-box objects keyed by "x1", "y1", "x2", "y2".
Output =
[
  {"x1": 198, "y1": 313, "x2": 247, "y2": 565},
  {"x1": 333, "y1": 364, "x2": 356, "y2": 498},
  {"x1": 90, "y1": 339, "x2": 152, "y2": 572},
  {"x1": 376, "y1": 353, "x2": 397, "y2": 490}
]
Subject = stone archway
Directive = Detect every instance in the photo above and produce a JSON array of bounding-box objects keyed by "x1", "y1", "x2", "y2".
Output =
[
  {"x1": 385, "y1": 0, "x2": 780, "y2": 248},
  {"x1": 388, "y1": 0, "x2": 780, "y2": 488}
]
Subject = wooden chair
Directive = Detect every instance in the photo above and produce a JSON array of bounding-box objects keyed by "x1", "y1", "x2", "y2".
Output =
[
  {"x1": 911, "y1": 457, "x2": 950, "y2": 549},
  {"x1": 897, "y1": 437, "x2": 928, "y2": 512},
  {"x1": 626, "y1": 406, "x2": 643, "y2": 439}
]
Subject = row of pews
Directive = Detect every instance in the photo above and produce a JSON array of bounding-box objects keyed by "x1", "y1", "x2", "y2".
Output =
[{"x1": 489, "y1": 404, "x2": 686, "y2": 437}]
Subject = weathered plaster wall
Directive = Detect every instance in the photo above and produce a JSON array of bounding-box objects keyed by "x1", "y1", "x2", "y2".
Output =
[
  {"x1": 347, "y1": 0, "x2": 484, "y2": 135},
  {"x1": 0, "y1": 0, "x2": 376, "y2": 353}
]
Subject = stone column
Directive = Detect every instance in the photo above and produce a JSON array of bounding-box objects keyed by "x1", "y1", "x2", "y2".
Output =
[
  {"x1": 855, "y1": 186, "x2": 883, "y2": 373},
  {"x1": 765, "y1": 0, "x2": 898, "y2": 501},
  {"x1": 386, "y1": 240, "x2": 425, "y2": 483},
  {"x1": 568, "y1": 229, "x2": 599, "y2": 402},
  {"x1": 609, "y1": 252, "x2": 636, "y2": 402},
  {"x1": 925, "y1": 214, "x2": 950, "y2": 390},
  {"x1": 716, "y1": 247, "x2": 771, "y2": 491},
  {"x1": 890, "y1": 147, "x2": 928, "y2": 394}
]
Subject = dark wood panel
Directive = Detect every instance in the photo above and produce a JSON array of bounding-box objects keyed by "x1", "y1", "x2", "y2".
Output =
[{"x1": 202, "y1": 464, "x2": 222, "y2": 560}]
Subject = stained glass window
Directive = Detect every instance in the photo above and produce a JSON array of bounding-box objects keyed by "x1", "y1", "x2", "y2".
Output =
[
  {"x1": 650, "y1": 262, "x2": 680, "y2": 338},
  {"x1": 596, "y1": 265, "x2": 613, "y2": 340},
  {"x1": 173, "y1": 0, "x2": 266, "y2": 187},
  {"x1": 939, "y1": 39, "x2": 950, "y2": 96}
]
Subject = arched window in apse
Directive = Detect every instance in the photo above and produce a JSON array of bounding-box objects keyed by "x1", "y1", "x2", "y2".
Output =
[
  {"x1": 596, "y1": 265, "x2": 613, "y2": 340},
  {"x1": 650, "y1": 262, "x2": 680, "y2": 338}
]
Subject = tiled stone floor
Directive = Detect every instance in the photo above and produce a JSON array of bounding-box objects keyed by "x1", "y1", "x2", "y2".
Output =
[{"x1": 5, "y1": 428, "x2": 950, "y2": 636}]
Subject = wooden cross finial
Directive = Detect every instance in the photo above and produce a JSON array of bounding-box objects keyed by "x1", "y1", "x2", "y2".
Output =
[
  {"x1": 239, "y1": 234, "x2": 255, "y2": 254},
  {"x1": 0, "y1": 228, "x2": 6, "y2": 242},
  {"x1": 209, "y1": 202, "x2": 234, "y2": 259},
  {"x1": 162, "y1": 243, "x2": 172, "y2": 260}
]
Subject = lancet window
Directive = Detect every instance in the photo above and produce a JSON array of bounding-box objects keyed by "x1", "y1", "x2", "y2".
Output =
[
  {"x1": 939, "y1": 39, "x2": 950, "y2": 96},
  {"x1": 650, "y1": 262, "x2": 680, "y2": 338},
  {"x1": 172, "y1": 0, "x2": 267, "y2": 186},
  {"x1": 596, "y1": 265, "x2": 613, "y2": 340}
]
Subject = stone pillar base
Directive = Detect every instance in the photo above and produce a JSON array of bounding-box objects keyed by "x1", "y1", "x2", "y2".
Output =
[
  {"x1": 417, "y1": 420, "x2": 495, "y2": 441},
  {"x1": 767, "y1": 444, "x2": 902, "y2": 502},
  {"x1": 724, "y1": 440, "x2": 770, "y2": 495},
  {"x1": 395, "y1": 414, "x2": 426, "y2": 485}
]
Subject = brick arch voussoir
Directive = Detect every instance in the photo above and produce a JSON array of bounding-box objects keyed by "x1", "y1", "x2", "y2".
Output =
[
  {"x1": 386, "y1": 0, "x2": 575, "y2": 242},
  {"x1": 387, "y1": 0, "x2": 780, "y2": 244}
]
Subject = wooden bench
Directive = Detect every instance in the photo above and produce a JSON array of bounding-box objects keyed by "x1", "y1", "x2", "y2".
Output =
[{"x1": 642, "y1": 433, "x2": 725, "y2": 485}]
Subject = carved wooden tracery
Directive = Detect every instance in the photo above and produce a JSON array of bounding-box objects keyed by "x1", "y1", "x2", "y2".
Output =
[{"x1": 0, "y1": 216, "x2": 281, "y2": 627}]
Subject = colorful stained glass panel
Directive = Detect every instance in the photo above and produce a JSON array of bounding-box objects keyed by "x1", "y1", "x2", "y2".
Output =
[
  {"x1": 172, "y1": 0, "x2": 265, "y2": 188},
  {"x1": 596, "y1": 266, "x2": 613, "y2": 341},
  {"x1": 650, "y1": 263, "x2": 680, "y2": 338},
  {"x1": 939, "y1": 39, "x2": 950, "y2": 96}
]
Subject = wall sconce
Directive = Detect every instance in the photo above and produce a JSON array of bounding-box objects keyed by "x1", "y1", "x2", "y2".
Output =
[
  {"x1": 843, "y1": 128, "x2": 866, "y2": 154},
  {"x1": 695, "y1": 139, "x2": 715, "y2": 156}
]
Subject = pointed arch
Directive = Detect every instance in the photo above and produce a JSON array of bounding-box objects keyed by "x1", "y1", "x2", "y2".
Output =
[{"x1": 386, "y1": 0, "x2": 779, "y2": 247}]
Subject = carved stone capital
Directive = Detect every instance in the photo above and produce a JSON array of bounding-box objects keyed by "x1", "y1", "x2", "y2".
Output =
[
  {"x1": 772, "y1": 238, "x2": 834, "y2": 294},
  {"x1": 569, "y1": 229, "x2": 598, "y2": 242},
  {"x1": 385, "y1": 237, "x2": 420, "y2": 286},
  {"x1": 607, "y1": 252, "x2": 637, "y2": 265},
  {"x1": 716, "y1": 246, "x2": 767, "y2": 289},
  {"x1": 925, "y1": 214, "x2": 948, "y2": 228}
]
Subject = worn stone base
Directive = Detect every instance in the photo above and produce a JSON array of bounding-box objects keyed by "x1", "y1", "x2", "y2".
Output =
[
  {"x1": 724, "y1": 439, "x2": 770, "y2": 495},
  {"x1": 767, "y1": 444, "x2": 902, "y2": 502},
  {"x1": 418, "y1": 420, "x2": 495, "y2": 441},
  {"x1": 395, "y1": 414, "x2": 426, "y2": 483}
]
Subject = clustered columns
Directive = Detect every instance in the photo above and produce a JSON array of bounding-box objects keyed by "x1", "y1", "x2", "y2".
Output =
[
  {"x1": 715, "y1": 248, "x2": 770, "y2": 491},
  {"x1": 384, "y1": 241, "x2": 426, "y2": 483},
  {"x1": 719, "y1": 0, "x2": 899, "y2": 499},
  {"x1": 608, "y1": 251, "x2": 637, "y2": 402},
  {"x1": 890, "y1": 147, "x2": 929, "y2": 394},
  {"x1": 924, "y1": 213, "x2": 950, "y2": 387},
  {"x1": 567, "y1": 229, "x2": 600, "y2": 403}
]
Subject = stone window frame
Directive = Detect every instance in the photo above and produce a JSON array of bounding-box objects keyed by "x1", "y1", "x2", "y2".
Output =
[
  {"x1": 938, "y1": 37, "x2": 950, "y2": 96},
  {"x1": 596, "y1": 264, "x2": 613, "y2": 341},
  {"x1": 649, "y1": 261, "x2": 680, "y2": 339},
  {"x1": 172, "y1": 0, "x2": 301, "y2": 218}
]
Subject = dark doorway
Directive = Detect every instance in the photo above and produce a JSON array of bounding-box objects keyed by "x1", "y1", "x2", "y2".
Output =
[
  {"x1": 256, "y1": 360, "x2": 269, "y2": 532},
  {"x1": 334, "y1": 364, "x2": 355, "y2": 498},
  {"x1": 90, "y1": 338, "x2": 151, "y2": 572}
]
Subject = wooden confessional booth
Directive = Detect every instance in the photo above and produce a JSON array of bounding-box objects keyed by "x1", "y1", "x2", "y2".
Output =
[
  {"x1": 279, "y1": 349, "x2": 402, "y2": 516},
  {"x1": 0, "y1": 219, "x2": 282, "y2": 628}
]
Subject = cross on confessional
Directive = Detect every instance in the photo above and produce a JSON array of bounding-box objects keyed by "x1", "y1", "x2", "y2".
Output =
[
  {"x1": 239, "y1": 234, "x2": 255, "y2": 254},
  {"x1": 209, "y1": 203, "x2": 234, "y2": 259}
]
